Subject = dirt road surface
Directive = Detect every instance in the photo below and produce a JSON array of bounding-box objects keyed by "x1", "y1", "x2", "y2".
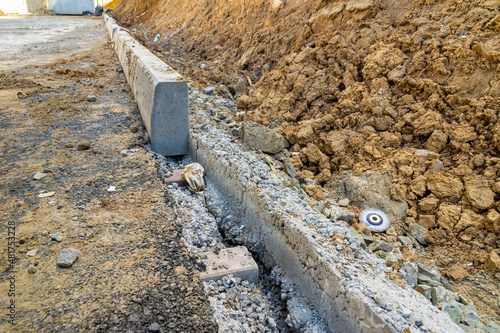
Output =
[{"x1": 0, "y1": 16, "x2": 217, "y2": 332}]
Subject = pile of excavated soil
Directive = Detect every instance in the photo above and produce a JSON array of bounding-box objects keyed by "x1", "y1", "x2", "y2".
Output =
[{"x1": 112, "y1": 0, "x2": 500, "y2": 321}]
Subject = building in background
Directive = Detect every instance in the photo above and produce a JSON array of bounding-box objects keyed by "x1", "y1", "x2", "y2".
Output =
[{"x1": 0, "y1": 0, "x2": 116, "y2": 15}]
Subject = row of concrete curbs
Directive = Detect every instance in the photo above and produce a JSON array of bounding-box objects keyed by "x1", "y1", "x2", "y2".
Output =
[{"x1": 102, "y1": 14, "x2": 464, "y2": 333}]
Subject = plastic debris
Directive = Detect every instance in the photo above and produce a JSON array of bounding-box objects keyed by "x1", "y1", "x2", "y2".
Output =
[
  {"x1": 359, "y1": 208, "x2": 390, "y2": 233},
  {"x1": 107, "y1": 186, "x2": 116, "y2": 192},
  {"x1": 182, "y1": 163, "x2": 205, "y2": 193},
  {"x1": 154, "y1": 33, "x2": 160, "y2": 42}
]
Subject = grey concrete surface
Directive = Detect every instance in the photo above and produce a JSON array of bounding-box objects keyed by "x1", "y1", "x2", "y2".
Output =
[
  {"x1": 103, "y1": 14, "x2": 189, "y2": 156},
  {"x1": 0, "y1": 15, "x2": 103, "y2": 70}
]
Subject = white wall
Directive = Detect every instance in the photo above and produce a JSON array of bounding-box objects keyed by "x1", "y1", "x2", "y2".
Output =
[
  {"x1": 0, "y1": 0, "x2": 107, "y2": 14},
  {"x1": 0, "y1": 0, "x2": 29, "y2": 14}
]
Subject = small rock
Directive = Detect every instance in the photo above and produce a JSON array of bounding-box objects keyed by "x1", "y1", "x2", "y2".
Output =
[
  {"x1": 148, "y1": 322, "x2": 161, "y2": 332},
  {"x1": 77, "y1": 140, "x2": 91, "y2": 150},
  {"x1": 120, "y1": 149, "x2": 137, "y2": 157},
  {"x1": 442, "y1": 300, "x2": 463, "y2": 324},
  {"x1": 409, "y1": 223, "x2": 427, "y2": 245},
  {"x1": 385, "y1": 253, "x2": 400, "y2": 267},
  {"x1": 460, "y1": 304, "x2": 481, "y2": 328},
  {"x1": 385, "y1": 226, "x2": 397, "y2": 236},
  {"x1": 303, "y1": 184, "x2": 323, "y2": 201},
  {"x1": 431, "y1": 286, "x2": 449, "y2": 305},
  {"x1": 464, "y1": 177, "x2": 495, "y2": 210},
  {"x1": 33, "y1": 172, "x2": 48, "y2": 180},
  {"x1": 368, "y1": 240, "x2": 393, "y2": 253},
  {"x1": 41, "y1": 231, "x2": 48, "y2": 236},
  {"x1": 107, "y1": 186, "x2": 116, "y2": 192},
  {"x1": 360, "y1": 234, "x2": 376, "y2": 245},
  {"x1": 304, "y1": 178, "x2": 316, "y2": 186},
  {"x1": 397, "y1": 236, "x2": 415, "y2": 247},
  {"x1": 401, "y1": 262, "x2": 418, "y2": 288},
  {"x1": 283, "y1": 159, "x2": 297, "y2": 178},
  {"x1": 418, "y1": 264, "x2": 441, "y2": 281},
  {"x1": 50, "y1": 232, "x2": 63, "y2": 242},
  {"x1": 418, "y1": 215, "x2": 436, "y2": 229},
  {"x1": 338, "y1": 198, "x2": 350, "y2": 207},
  {"x1": 26, "y1": 249, "x2": 38, "y2": 257},
  {"x1": 427, "y1": 174, "x2": 464, "y2": 199},
  {"x1": 28, "y1": 265, "x2": 37, "y2": 274},
  {"x1": 64, "y1": 142, "x2": 74, "y2": 148},
  {"x1": 415, "y1": 285, "x2": 432, "y2": 301},
  {"x1": 202, "y1": 86, "x2": 215, "y2": 95},
  {"x1": 228, "y1": 78, "x2": 247, "y2": 96},
  {"x1": 485, "y1": 250, "x2": 500, "y2": 273},
  {"x1": 446, "y1": 263, "x2": 469, "y2": 281},
  {"x1": 486, "y1": 321, "x2": 500, "y2": 333},
  {"x1": 241, "y1": 121, "x2": 289, "y2": 154},
  {"x1": 417, "y1": 274, "x2": 441, "y2": 287},
  {"x1": 87, "y1": 95, "x2": 97, "y2": 102},
  {"x1": 57, "y1": 248, "x2": 80, "y2": 268}
]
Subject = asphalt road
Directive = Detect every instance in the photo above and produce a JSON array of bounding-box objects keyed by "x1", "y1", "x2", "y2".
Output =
[{"x1": 0, "y1": 15, "x2": 217, "y2": 332}]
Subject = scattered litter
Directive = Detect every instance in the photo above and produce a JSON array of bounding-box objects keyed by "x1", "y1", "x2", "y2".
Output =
[
  {"x1": 38, "y1": 191, "x2": 55, "y2": 198},
  {"x1": 154, "y1": 33, "x2": 160, "y2": 42},
  {"x1": 183, "y1": 163, "x2": 205, "y2": 193},
  {"x1": 359, "y1": 208, "x2": 390, "y2": 232},
  {"x1": 107, "y1": 185, "x2": 116, "y2": 192},
  {"x1": 33, "y1": 172, "x2": 48, "y2": 180}
]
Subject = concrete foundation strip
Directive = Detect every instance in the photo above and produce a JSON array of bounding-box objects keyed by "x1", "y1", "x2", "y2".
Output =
[
  {"x1": 103, "y1": 14, "x2": 464, "y2": 333},
  {"x1": 103, "y1": 14, "x2": 189, "y2": 156}
]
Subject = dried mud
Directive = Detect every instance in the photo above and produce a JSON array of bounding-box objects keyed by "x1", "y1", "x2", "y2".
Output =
[{"x1": 112, "y1": 0, "x2": 500, "y2": 323}]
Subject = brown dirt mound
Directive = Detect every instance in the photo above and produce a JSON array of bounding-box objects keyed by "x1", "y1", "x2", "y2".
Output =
[{"x1": 112, "y1": 0, "x2": 500, "y2": 320}]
